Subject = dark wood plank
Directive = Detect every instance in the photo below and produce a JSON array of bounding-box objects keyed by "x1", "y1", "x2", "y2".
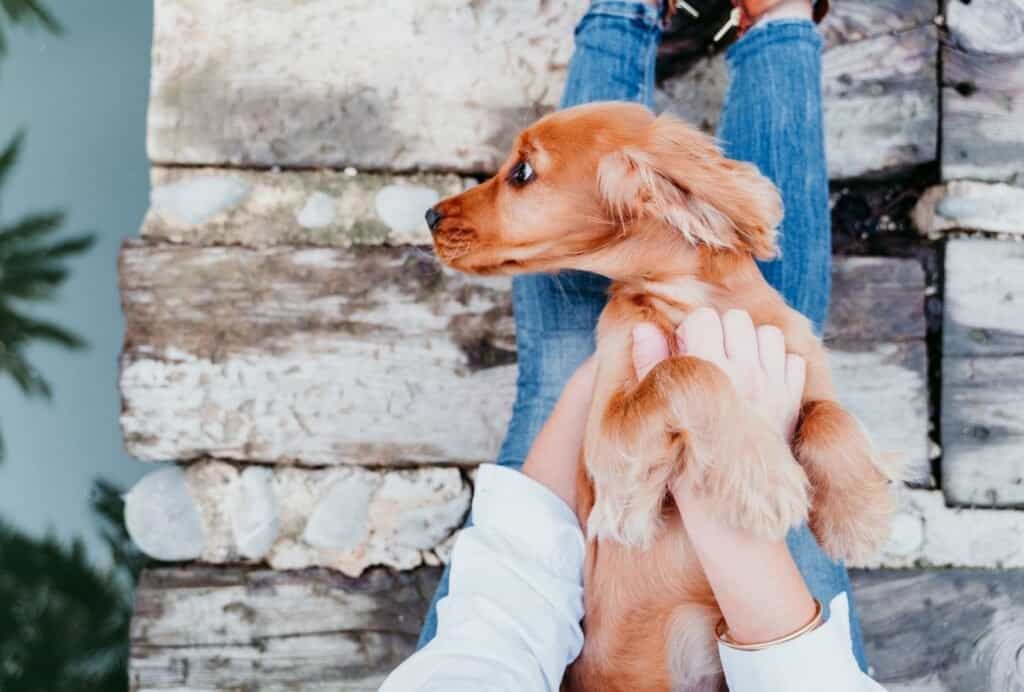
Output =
[{"x1": 852, "y1": 568, "x2": 1024, "y2": 691}]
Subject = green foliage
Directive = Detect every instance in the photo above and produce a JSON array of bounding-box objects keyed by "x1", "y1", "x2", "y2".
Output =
[
  {"x1": 0, "y1": 480, "x2": 147, "y2": 692},
  {"x1": 0, "y1": 0, "x2": 61, "y2": 60},
  {"x1": 0, "y1": 132, "x2": 95, "y2": 458}
]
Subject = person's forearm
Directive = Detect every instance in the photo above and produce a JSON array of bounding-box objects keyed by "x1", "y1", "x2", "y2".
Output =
[{"x1": 677, "y1": 492, "x2": 815, "y2": 645}]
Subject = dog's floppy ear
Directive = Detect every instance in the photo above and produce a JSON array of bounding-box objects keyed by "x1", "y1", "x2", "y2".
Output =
[{"x1": 597, "y1": 114, "x2": 782, "y2": 260}]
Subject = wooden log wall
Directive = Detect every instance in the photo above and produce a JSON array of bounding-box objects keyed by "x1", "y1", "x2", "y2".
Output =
[{"x1": 121, "y1": 0, "x2": 1024, "y2": 689}]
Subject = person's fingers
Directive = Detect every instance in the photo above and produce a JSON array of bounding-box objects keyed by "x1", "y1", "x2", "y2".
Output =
[
  {"x1": 757, "y1": 325, "x2": 786, "y2": 380},
  {"x1": 722, "y1": 309, "x2": 759, "y2": 369},
  {"x1": 632, "y1": 323, "x2": 670, "y2": 380},
  {"x1": 785, "y1": 353, "x2": 807, "y2": 403},
  {"x1": 680, "y1": 308, "x2": 726, "y2": 366}
]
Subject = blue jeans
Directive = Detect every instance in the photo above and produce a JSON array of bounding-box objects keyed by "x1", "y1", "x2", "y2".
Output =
[{"x1": 418, "y1": 1, "x2": 867, "y2": 670}]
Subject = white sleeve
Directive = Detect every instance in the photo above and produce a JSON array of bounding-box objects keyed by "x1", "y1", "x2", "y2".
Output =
[
  {"x1": 379, "y1": 464, "x2": 586, "y2": 692},
  {"x1": 718, "y1": 592, "x2": 887, "y2": 692}
]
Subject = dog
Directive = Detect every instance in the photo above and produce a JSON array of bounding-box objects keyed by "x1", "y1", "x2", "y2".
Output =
[{"x1": 425, "y1": 102, "x2": 897, "y2": 692}]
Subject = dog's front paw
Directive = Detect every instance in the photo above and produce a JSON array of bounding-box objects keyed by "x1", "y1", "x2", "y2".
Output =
[
  {"x1": 586, "y1": 484, "x2": 663, "y2": 548},
  {"x1": 693, "y1": 424, "x2": 810, "y2": 539},
  {"x1": 797, "y1": 400, "x2": 898, "y2": 563}
]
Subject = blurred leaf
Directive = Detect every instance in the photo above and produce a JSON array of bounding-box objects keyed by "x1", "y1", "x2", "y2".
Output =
[
  {"x1": 0, "y1": 0, "x2": 61, "y2": 61},
  {"x1": 0, "y1": 497, "x2": 135, "y2": 692},
  {"x1": 0, "y1": 132, "x2": 94, "y2": 461}
]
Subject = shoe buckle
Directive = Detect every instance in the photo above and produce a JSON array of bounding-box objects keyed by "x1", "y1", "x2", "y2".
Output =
[
  {"x1": 676, "y1": 0, "x2": 700, "y2": 17},
  {"x1": 714, "y1": 6, "x2": 742, "y2": 42}
]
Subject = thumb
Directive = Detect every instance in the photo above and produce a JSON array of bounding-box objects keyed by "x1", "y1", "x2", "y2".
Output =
[{"x1": 632, "y1": 323, "x2": 670, "y2": 381}]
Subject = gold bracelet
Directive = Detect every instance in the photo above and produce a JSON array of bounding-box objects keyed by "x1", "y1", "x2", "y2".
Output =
[{"x1": 715, "y1": 598, "x2": 823, "y2": 651}]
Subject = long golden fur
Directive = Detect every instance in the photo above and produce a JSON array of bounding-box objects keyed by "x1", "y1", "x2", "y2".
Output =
[{"x1": 428, "y1": 102, "x2": 898, "y2": 692}]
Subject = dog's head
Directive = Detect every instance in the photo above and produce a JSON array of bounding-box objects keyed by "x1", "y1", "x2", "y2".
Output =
[{"x1": 425, "y1": 102, "x2": 782, "y2": 278}]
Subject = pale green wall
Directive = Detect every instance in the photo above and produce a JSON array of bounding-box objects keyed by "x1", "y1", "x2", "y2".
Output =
[{"x1": 0, "y1": 1, "x2": 153, "y2": 562}]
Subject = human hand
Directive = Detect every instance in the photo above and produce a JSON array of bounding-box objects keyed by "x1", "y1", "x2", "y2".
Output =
[
  {"x1": 632, "y1": 308, "x2": 817, "y2": 645},
  {"x1": 520, "y1": 356, "x2": 597, "y2": 514},
  {"x1": 632, "y1": 307, "x2": 806, "y2": 442}
]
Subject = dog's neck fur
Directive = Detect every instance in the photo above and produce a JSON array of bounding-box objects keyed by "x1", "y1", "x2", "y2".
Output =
[{"x1": 563, "y1": 219, "x2": 767, "y2": 311}]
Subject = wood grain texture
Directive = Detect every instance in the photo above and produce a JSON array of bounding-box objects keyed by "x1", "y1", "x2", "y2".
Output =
[
  {"x1": 128, "y1": 565, "x2": 1024, "y2": 691},
  {"x1": 942, "y1": 0, "x2": 1024, "y2": 183},
  {"x1": 852, "y1": 568, "x2": 1024, "y2": 691},
  {"x1": 130, "y1": 566, "x2": 441, "y2": 692},
  {"x1": 942, "y1": 356, "x2": 1024, "y2": 507},
  {"x1": 148, "y1": 0, "x2": 938, "y2": 179},
  {"x1": 659, "y1": 25, "x2": 939, "y2": 180},
  {"x1": 943, "y1": 239, "x2": 1024, "y2": 359},
  {"x1": 818, "y1": 0, "x2": 935, "y2": 48},
  {"x1": 942, "y1": 240, "x2": 1024, "y2": 507},
  {"x1": 119, "y1": 244, "x2": 930, "y2": 481}
]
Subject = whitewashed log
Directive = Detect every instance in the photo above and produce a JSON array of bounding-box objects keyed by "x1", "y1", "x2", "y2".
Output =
[
  {"x1": 946, "y1": 0, "x2": 1024, "y2": 59},
  {"x1": 817, "y1": 0, "x2": 935, "y2": 48},
  {"x1": 943, "y1": 239, "x2": 1024, "y2": 358},
  {"x1": 148, "y1": 0, "x2": 937, "y2": 179},
  {"x1": 942, "y1": 356, "x2": 1024, "y2": 508},
  {"x1": 658, "y1": 25, "x2": 938, "y2": 180},
  {"x1": 942, "y1": 0, "x2": 1024, "y2": 183},
  {"x1": 128, "y1": 563, "x2": 1024, "y2": 691},
  {"x1": 942, "y1": 239, "x2": 1024, "y2": 507},
  {"x1": 913, "y1": 181, "x2": 1024, "y2": 236},
  {"x1": 144, "y1": 167, "x2": 470, "y2": 248},
  {"x1": 124, "y1": 461, "x2": 470, "y2": 576},
  {"x1": 130, "y1": 565, "x2": 440, "y2": 692},
  {"x1": 148, "y1": 0, "x2": 579, "y2": 171},
  {"x1": 119, "y1": 246, "x2": 929, "y2": 481}
]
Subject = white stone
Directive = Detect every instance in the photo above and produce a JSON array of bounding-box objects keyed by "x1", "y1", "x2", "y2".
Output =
[
  {"x1": 126, "y1": 461, "x2": 471, "y2": 576},
  {"x1": 151, "y1": 175, "x2": 249, "y2": 226},
  {"x1": 295, "y1": 191, "x2": 336, "y2": 228},
  {"x1": 302, "y1": 474, "x2": 376, "y2": 551},
  {"x1": 229, "y1": 466, "x2": 279, "y2": 560},
  {"x1": 375, "y1": 184, "x2": 441, "y2": 236},
  {"x1": 124, "y1": 466, "x2": 205, "y2": 561}
]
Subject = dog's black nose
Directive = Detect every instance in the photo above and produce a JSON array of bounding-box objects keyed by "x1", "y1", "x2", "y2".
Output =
[{"x1": 425, "y1": 207, "x2": 444, "y2": 232}]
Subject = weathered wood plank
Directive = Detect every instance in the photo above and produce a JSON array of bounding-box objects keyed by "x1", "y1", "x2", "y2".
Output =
[
  {"x1": 144, "y1": 167, "x2": 470, "y2": 248},
  {"x1": 913, "y1": 181, "x2": 1024, "y2": 236},
  {"x1": 943, "y1": 239, "x2": 1024, "y2": 358},
  {"x1": 124, "y1": 462, "x2": 469, "y2": 575},
  {"x1": 851, "y1": 568, "x2": 1024, "y2": 691},
  {"x1": 659, "y1": 25, "x2": 939, "y2": 180},
  {"x1": 942, "y1": 0, "x2": 1024, "y2": 183},
  {"x1": 129, "y1": 564, "x2": 1024, "y2": 691},
  {"x1": 818, "y1": 0, "x2": 935, "y2": 48},
  {"x1": 119, "y1": 245, "x2": 929, "y2": 481},
  {"x1": 148, "y1": 0, "x2": 938, "y2": 180},
  {"x1": 942, "y1": 356, "x2": 1024, "y2": 507},
  {"x1": 130, "y1": 566, "x2": 442, "y2": 692},
  {"x1": 942, "y1": 239, "x2": 1024, "y2": 507},
  {"x1": 148, "y1": 0, "x2": 577, "y2": 171}
]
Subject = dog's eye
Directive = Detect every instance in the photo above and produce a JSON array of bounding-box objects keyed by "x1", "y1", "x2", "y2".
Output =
[{"x1": 508, "y1": 161, "x2": 535, "y2": 186}]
